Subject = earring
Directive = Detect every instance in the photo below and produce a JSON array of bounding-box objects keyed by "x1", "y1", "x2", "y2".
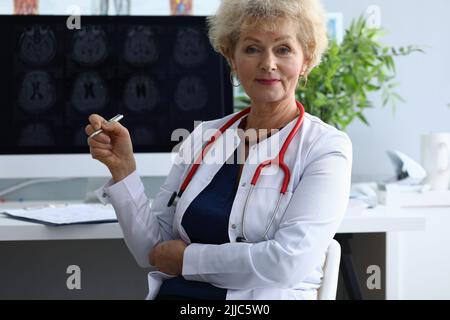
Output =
[
  {"x1": 298, "y1": 74, "x2": 308, "y2": 90},
  {"x1": 230, "y1": 72, "x2": 241, "y2": 87}
]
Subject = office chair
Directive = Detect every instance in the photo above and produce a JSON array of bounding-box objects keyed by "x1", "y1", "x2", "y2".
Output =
[{"x1": 318, "y1": 239, "x2": 341, "y2": 300}]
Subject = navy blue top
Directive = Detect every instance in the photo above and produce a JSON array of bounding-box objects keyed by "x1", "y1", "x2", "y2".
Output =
[{"x1": 157, "y1": 150, "x2": 240, "y2": 300}]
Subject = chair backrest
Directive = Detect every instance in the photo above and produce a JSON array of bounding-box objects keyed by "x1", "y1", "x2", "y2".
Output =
[{"x1": 318, "y1": 239, "x2": 341, "y2": 300}]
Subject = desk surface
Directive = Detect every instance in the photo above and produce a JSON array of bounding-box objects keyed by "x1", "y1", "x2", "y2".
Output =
[{"x1": 0, "y1": 200, "x2": 426, "y2": 241}]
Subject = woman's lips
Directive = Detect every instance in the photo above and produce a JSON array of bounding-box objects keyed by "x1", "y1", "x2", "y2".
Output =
[{"x1": 256, "y1": 79, "x2": 280, "y2": 85}]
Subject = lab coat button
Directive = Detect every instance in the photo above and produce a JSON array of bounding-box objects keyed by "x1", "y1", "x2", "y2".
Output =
[
  {"x1": 231, "y1": 224, "x2": 237, "y2": 229},
  {"x1": 102, "y1": 192, "x2": 108, "y2": 198},
  {"x1": 241, "y1": 182, "x2": 246, "y2": 187}
]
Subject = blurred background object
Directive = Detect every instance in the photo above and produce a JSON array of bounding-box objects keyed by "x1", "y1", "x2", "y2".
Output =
[
  {"x1": 91, "y1": 0, "x2": 108, "y2": 15},
  {"x1": 113, "y1": 0, "x2": 130, "y2": 15},
  {"x1": 170, "y1": 0, "x2": 193, "y2": 15},
  {"x1": 91, "y1": 0, "x2": 130, "y2": 15},
  {"x1": 421, "y1": 133, "x2": 450, "y2": 191},
  {"x1": 14, "y1": 0, "x2": 38, "y2": 15}
]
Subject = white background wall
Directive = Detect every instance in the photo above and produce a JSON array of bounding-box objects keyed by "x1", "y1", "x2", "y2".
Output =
[
  {"x1": 0, "y1": 0, "x2": 222, "y2": 15},
  {"x1": 323, "y1": 0, "x2": 450, "y2": 182}
]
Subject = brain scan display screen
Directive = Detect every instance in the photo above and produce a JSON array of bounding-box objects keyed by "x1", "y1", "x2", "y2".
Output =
[{"x1": 0, "y1": 15, "x2": 233, "y2": 154}]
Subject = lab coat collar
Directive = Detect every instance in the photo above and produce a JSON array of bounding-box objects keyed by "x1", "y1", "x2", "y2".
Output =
[
  {"x1": 174, "y1": 111, "x2": 304, "y2": 243},
  {"x1": 182, "y1": 111, "x2": 302, "y2": 198}
]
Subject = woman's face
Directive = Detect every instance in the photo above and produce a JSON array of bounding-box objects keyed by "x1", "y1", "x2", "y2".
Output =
[{"x1": 230, "y1": 19, "x2": 306, "y2": 104}]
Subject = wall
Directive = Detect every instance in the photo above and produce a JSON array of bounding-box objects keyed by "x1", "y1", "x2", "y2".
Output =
[
  {"x1": 323, "y1": 0, "x2": 450, "y2": 181},
  {"x1": 0, "y1": 0, "x2": 222, "y2": 16}
]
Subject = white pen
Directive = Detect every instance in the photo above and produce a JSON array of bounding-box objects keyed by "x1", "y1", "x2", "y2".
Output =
[{"x1": 89, "y1": 114, "x2": 124, "y2": 139}]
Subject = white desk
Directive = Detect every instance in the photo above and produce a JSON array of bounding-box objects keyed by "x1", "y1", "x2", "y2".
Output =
[
  {"x1": 0, "y1": 200, "x2": 427, "y2": 299},
  {"x1": 0, "y1": 200, "x2": 425, "y2": 241}
]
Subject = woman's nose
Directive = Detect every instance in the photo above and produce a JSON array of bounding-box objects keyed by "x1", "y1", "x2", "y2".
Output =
[{"x1": 259, "y1": 51, "x2": 277, "y2": 72}]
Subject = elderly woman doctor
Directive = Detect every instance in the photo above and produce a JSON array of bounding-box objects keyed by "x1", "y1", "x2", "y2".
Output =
[{"x1": 85, "y1": 0, "x2": 352, "y2": 300}]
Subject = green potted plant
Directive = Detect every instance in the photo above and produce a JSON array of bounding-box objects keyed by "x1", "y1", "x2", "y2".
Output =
[{"x1": 234, "y1": 16, "x2": 423, "y2": 130}]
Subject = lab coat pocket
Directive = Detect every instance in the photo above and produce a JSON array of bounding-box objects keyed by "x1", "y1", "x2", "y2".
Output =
[{"x1": 145, "y1": 270, "x2": 176, "y2": 300}]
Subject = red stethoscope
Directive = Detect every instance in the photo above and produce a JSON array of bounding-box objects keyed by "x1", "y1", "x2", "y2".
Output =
[{"x1": 168, "y1": 101, "x2": 305, "y2": 242}]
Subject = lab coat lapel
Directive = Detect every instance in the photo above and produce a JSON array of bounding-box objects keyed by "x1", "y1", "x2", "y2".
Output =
[
  {"x1": 173, "y1": 117, "x2": 242, "y2": 242},
  {"x1": 228, "y1": 118, "x2": 300, "y2": 243},
  {"x1": 241, "y1": 117, "x2": 299, "y2": 189},
  {"x1": 173, "y1": 114, "x2": 300, "y2": 243}
]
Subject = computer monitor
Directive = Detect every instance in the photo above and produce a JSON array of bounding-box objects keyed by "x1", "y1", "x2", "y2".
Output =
[{"x1": 0, "y1": 15, "x2": 233, "y2": 178}]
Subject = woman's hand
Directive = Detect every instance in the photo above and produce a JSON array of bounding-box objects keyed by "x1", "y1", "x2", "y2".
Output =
[
  {"x1": 85, "y1": 114, "x2": 136, "y2": 182},
  {"x1": 149, "y1": 240, "x2": 187, "y2": 276}
]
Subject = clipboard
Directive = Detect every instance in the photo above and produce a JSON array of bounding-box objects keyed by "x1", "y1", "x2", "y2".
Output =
[{"x1": 1, "y1": 203, "x2": 118, "y2": 226}]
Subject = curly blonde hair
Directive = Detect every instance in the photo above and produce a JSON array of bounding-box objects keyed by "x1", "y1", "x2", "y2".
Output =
[{"x1": 207, "y1": 0, "x2": 328, "y2": 74}]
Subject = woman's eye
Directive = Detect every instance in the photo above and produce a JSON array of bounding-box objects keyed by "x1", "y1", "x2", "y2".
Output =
[
  {"x1": 278, "y1": 47, "x2": 291, "y2": 55},
  {"x1": 245, "y1": 46, "x2": 259, "y2": 54}
]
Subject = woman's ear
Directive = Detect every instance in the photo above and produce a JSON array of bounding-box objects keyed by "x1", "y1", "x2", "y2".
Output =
[
  {"x1": 221, "y1": 46, "x2": 236, "y2": 72},
  {"x1": 301, "y1": 63, "x2": 308, "y2": 75},
  {"x1": 228, "y1": 56, "x2": 236, "y2": 73},
  {"x1": 302, "y1": 58, "x2": 312, "y2": 75}
]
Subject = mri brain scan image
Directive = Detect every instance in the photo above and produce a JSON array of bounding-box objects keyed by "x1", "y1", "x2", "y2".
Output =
[
  {"x1": 173, "y1": 28, "x2": 208, "y2": 68},
  {"x1": 18, "y1": 70, "x2": 56, "y2": 113},
  {"x1": 124, "y1": 74, "x2": 159, "y2": 113},
  {"x1": 71, "y1": 25, "x2": 109, "y2": 66},
  {"x1": 70, "y1": 72, "x2": 108, "y2": 114},
  {"x1": 18, "y1": 122, "x2": 56, "y2": 146},
  {"x1": 174, "y1": 75, "x2": 208, "y2": 111},
  {"x1": 73, "y1": 127, "x2": 89, "y2": 146},
  {"x1": 123, "y1": 26, "x2": 159, "y2": 67},
  {"x1": 19, "y1": 25, "x2": 57, "y2": 66},
  {"x1": 3, "y1": 16, "x2": 230, "y2": 153},
  {"x1": 130, "y1": 127, "x2": 157, "y2": 146}
]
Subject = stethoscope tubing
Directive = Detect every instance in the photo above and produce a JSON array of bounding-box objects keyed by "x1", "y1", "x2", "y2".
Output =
[{"x1": 168, "y1": 101, "x2": 306, "y2": 243}]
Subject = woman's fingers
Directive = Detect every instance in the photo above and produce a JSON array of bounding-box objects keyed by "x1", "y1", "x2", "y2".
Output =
[
  {"x1": 88, "y1": 138, "x2": 112, "y2": 150},
  {"x1": 95, "y1": 133, "x2": 111, "y2": 144},
  {"x1": 90, "y1": 147, "x2": 113, "y2": 159},
  {"x1": 88, "y1": 114, "x2": 106, "y2": 131},
  {"x1": 85, "y1": 124, "x2": 111, "y2": 143},
  {"x1": 85, "y1": 115, "x2": 129, "y2": 143},
  {"x1": 149, "y1": 248, "x2": 156, "y2": 265},
  {"x1": 100, "y1": 121, "x2": 129, "y2": 138},
  {"x1": 85, "y1": 114, "x2": 107, "y2": 138},
  {"x1": 89, "y1": 132, "x2": 111, "y2": 144},
  {"x1": 85, "y1": 124, "x2": 94, "y2": 136}
]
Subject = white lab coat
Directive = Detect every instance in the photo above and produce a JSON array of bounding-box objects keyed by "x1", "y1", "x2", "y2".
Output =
[{"x1": 96, "y1": 110, "x2": 353, "y2": 300}]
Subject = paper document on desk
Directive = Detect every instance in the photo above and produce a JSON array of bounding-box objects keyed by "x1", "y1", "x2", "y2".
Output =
[
  {"x1": 346, "y1": 198, "x2": 370, "y2": 216},
  {"x1": 1, "y1": 204, "x2": 118, "y2": 226}
]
